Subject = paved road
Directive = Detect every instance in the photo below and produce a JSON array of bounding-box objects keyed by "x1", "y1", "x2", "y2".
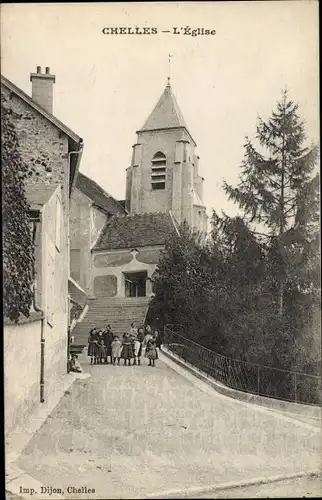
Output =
[{"x1": 17, "y1": 353, "x2": 321, "y2": 499}]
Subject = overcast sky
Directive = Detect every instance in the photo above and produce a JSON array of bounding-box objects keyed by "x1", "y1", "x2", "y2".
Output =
[{"x1": 1, "y1": 1, "x2": 319, "y2": 217}]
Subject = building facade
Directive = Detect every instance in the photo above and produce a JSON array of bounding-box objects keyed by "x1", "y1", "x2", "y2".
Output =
[
  {"x1": 90, "y1": 80, "x2": 207, "y2": 301},
  {"x1": 125, "y1": 80, "x2": 208, "y2": 233},
  {"x1": 70, "y1": 172, "x2": 127, "y2": 297},
  {"x1": 2, "y1": 67, "x2": 83, "y2": 437}
]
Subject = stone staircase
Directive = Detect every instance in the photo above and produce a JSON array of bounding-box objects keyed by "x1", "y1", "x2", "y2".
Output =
[{"x1": 71, "y1": 296, "x2": 151, "y2": 348}]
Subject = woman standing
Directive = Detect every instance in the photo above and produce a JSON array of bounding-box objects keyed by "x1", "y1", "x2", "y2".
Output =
[
  {"x1": 134, "y1": 327, "x2": 145, "y2": 366},
  {"x1": 103, "y1": 324, "x2": 114, "y2": 364},
  {"x1": 88, "y1": 328, "x2": 99, "y2": 365}
]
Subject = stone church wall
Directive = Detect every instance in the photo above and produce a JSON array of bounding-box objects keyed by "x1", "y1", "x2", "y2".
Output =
[{"x1": 92, "y1": 246, "x2": 163, "y2": 298}]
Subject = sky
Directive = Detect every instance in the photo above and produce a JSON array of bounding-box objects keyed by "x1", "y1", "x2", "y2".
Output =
[{"x1": 1, "y1": 1, "x2": 319, "y2": 218}]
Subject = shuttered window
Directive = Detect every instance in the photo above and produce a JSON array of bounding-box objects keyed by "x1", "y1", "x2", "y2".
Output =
[{"x1": 151, "y1": 152, "x2": 166, "y2": 190}]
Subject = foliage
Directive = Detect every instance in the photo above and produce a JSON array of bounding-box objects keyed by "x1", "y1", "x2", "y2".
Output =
[
  {"x1": 2, "y1": 93, "x2": 35, "y2": 322},
  {"x1": 223, "y1": 91, "x2": 319, "y2": 319},
  {"x1": 150, "y1": 90, "x2": 320, "y2": 383},
  {"x1": 150, "y1": 223, "x2": 226, "y2": 352}
]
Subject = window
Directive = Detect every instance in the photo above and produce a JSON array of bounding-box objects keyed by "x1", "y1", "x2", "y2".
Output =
[{"x1": 151, "y1": 152, "x2": 166, "y2": 190}]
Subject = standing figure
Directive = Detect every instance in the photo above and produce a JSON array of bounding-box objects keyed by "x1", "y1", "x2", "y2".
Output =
[
  {"x1": 111, "y1": 335, "x2": 122, "y2": 365},
  {"x1": 122, "y1": 332, "x2": 134, "y2": 366},
  {"x1": 142, "y1": 328, "x2": 153, "y2": 357},
  {"x1": 154, "y1": 329, "x2": 162, "y2": 349},
  {"x1": 96, "y1": 329, "x2": 105, "y2": 363},
  {"x1": 145, "y1": 335, "x2": 158, "y2": 367},
  {"x1": 103, "y1": 324, "x2": 114, "y2": 364},
  {"x1": 88, "y1": 328, "x2": 99, "y2": 365},
  {"x1": 97, "y1": 339, "x2": 107, "y2": 364},
  {"x1": 134, "y1": 327, "x2": 145, "y2": 366}
]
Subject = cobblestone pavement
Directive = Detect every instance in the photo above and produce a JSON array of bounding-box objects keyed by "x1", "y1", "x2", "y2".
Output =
[{"x1": 17, "y1": 354, "x2": 321, "y2": 499}]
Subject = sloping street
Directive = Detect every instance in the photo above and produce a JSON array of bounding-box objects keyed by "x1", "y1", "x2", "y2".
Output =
[{"x1": 13, "y1": 352, "x2": 321, "y2": 499}]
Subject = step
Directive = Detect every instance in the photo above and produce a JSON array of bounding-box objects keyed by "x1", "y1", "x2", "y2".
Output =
[{"x1": 72, "y1": 298, "x2": 150, "y2": 344}]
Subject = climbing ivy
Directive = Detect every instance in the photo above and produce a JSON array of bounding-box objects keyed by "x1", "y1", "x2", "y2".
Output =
[{"x1": 2, "y1": 93, "x2": 35, "y2": 322}]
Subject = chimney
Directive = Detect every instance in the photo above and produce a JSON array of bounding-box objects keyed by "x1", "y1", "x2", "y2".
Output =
[{"x1": 30, "y1": 66, "x2": 56, "y2": 113}]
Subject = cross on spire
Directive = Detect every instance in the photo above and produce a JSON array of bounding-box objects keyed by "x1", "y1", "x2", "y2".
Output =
[{"x1": 167, "y1": 54, "x2": 173, "y2": 86}]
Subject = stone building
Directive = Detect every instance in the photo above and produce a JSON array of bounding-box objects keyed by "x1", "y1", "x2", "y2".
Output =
[
  {"x1": 125, "y1": 79, "x2": 208, "y2": 232},
  {"x1": 91, "y1": 79, "x2": 207, "y2": 300},
  {"x1": 2, "y1": 67, "x2": 83, "y2": 437},
  {"x1": 70, "y1": 172, "x2": 127, "y2": 297},
  {"x1": 72, "y1": 79, "x2": 207, "y2": 341}
]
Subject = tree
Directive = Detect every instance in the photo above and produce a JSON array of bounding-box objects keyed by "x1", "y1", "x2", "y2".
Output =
[
  {"x1": 223, "y1": 90, "x2": 319, "y2": 318},
  {"x1": 2, "y1": 93, "x2": 35, "y2": 322},
  {"x1": 210, "y1": 211, "x2": 276, "y2": 363},
  {"x1": 150, "y1": 222, "x2": 226, "y2": 351}
]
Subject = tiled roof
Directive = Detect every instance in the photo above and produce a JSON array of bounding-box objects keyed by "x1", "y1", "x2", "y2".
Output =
[
  {"x1": 76, "y1": 173, "x2": 126, "y2": 215},
  {"x1": 93, "y1": 212, "x2": 176, "y2": 250},
  {"x1": 140, "y1": 82, "x2": 188, "y2": 131},
  {"x1": 25, "y1": 183, "x2": 59, "y2": 208}
]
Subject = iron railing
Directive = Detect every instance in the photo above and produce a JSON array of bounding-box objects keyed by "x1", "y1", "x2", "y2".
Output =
[{"x1": 163, "y1": 325, "x2": 322, "y2": 406}]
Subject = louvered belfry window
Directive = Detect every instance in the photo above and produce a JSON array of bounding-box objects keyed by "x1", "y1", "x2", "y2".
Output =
[{"x1": 151, "y1": 152, "x2": 166, "y2": 190}]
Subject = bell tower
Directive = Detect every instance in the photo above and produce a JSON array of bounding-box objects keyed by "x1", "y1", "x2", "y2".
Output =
[{"x1": 125, "y1": 80, "x2": 208, "y2": 233}]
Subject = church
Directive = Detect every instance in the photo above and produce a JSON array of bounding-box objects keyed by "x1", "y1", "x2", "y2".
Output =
[
  {"x1": 71, "y1": 78, "x2": 208, "y2": 340},
  {"x1": 92, "y1": 79, "x2": 207, "y2": 297}
]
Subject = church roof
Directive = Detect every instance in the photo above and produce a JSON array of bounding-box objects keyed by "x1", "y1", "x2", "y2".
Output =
[
  {"x1": 76, "y1": 172, "x2": 126, "y2": 215},
  {"x1": 140, "y1": 81, "x2": 189, "y2": 132},
  {"x1": 93, "y1": 212, "x2": 176, "y2": 251}
]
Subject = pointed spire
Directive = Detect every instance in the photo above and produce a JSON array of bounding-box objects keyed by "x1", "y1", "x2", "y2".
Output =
[{"x1": 139, "y1": 82, "x2": 188, "y2": 131}]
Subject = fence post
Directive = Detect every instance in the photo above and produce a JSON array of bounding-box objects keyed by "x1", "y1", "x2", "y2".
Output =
[
  {"x1": 294, "y1": 372, "x2": 297, "y2": 403},
  {"x1": 227, "y1": 359, "x2": 232, "y2": 386},
  {"x1": 257, "y1": 365, "x2": 260, "y2": 395}
]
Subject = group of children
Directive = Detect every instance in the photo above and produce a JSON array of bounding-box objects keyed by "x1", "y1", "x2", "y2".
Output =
[{"x1": 87, "y1": 323, "x2": 160, "y2": 367}]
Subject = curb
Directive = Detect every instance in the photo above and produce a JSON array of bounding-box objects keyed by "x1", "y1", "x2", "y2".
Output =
[
  {"x1": 161, "y1": 347, "x2": 321, "y2": 421},
  {"x1": 160, "y1": 350, "x2": 321, "y2": 432},
  {"x1": 145, "y1": 469, "x2": 321, "y2": 498},
  {"x1": 6, "y1": 370, "x2": 91, "y2": 465}
]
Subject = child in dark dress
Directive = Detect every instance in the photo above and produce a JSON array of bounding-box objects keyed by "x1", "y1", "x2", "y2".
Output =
[
  {"x1": 122, "y1": 332, "x2": 134, "y2": 366},
  {"x1": 144, "y1": 335, "x2": 158, "y2": 367},
  {"x1": 97, "y1": 339, "x2": 107, "y2": 364}
]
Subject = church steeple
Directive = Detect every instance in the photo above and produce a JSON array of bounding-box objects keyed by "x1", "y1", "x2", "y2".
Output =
[
  {"x1": 139, "y1": 81, "x2": 191, "y2": 136},
  {"x1": 126, "y1": 79, "x2": 207, "y2": 234}
]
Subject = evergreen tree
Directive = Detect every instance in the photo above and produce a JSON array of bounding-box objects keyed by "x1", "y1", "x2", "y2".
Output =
[
  {"x1": 210, "y1": 211, "x2": 275, "y2": 363},
  {"x1": 223, "y1": 90, "x2": 319, "y2": 317},
  {"x1": 2, "y1": 94, "x2": 35, "y2": 322}
]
